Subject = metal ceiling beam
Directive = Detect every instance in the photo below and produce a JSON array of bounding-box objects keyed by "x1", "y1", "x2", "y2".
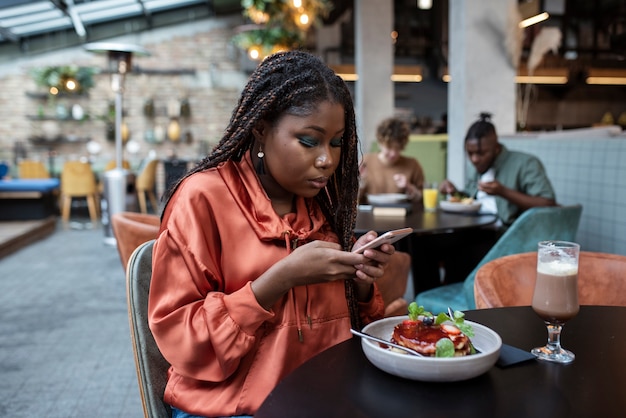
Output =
[
  {"x1": 0, "y1": 26, "x2": 19, "y2": 42},
  {"x1": 136, "y1": 0, "x2": 154, "y2": 28},
  {"x1": 50, "y1": 0, "x2": 86, "y2": 38}
]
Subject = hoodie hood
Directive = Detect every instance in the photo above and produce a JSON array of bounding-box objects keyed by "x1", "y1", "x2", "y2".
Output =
[{"x1": 218, "y1": 151, "x2": 335, "y2": 245}]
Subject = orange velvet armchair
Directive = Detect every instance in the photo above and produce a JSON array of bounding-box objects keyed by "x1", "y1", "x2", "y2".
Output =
[
  {"x1": 474, "y1": 251, "x2": 626, "y2": 309},
  {"x1": 111, "y1": 211, "x2": 161, "y2": 272}
]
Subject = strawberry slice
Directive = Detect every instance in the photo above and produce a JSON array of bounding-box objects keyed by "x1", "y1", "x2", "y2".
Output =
[{"x1": 441, "y1": 324, "x2": 461, "y2": 335}]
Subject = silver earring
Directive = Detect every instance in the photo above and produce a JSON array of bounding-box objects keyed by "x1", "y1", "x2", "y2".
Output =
[{"x1": 256, "y1": 146, "x2": 266, "y2": 175}]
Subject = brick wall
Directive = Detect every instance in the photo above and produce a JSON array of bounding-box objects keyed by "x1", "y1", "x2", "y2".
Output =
[{"x1": 0, "y1": 16, "x2": 247, "y2": 174}]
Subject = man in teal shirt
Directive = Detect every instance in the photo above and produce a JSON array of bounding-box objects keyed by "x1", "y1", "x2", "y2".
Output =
[
  {"x1": 440, "y1": 113, "x2": 556, "y2": 227},
  {"x1": 429, "y1": 112, "x2": 557, "y2": 286}
]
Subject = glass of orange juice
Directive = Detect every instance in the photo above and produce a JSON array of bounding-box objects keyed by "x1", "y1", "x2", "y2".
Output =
[{"x1": 423, "y1": 182, "x2": 438, "y2": 212}]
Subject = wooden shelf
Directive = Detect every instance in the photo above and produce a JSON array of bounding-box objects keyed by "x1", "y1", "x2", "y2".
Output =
[
  {"x1": 28, "y1": 137, "x2": 91, "y2": 146},
  {"x1": 25, "y1": 91, "x2": 89, "y2": 99},
  {"x1": 26, "y1": 115, "x2": 91, "y2": 121}
]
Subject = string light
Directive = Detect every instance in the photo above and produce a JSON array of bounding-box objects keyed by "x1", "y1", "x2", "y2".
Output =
[
  {"x1": 234, "y1": 0, "x2": 331, "y2": 60},
  {"x1": 65, "y1": 78, "x2": 78, "y2": 91}
]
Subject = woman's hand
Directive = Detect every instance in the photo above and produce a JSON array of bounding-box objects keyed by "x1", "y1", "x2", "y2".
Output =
[
  {"x1": 251, "y1": 238, "x2": 392, "y2": 309},
  {"x1": 351, "y1": 231, "x2": 395, "y2": 300}
]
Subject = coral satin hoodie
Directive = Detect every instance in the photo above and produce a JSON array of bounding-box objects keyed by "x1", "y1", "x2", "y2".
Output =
[{"x1": 149, "y1": 152, "x2": 384, "y2": 417}]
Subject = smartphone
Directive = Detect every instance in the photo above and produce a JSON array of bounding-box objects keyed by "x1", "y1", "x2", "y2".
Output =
[{"x1": 352, "y1": 227, "x2": 413, "y2": 254}]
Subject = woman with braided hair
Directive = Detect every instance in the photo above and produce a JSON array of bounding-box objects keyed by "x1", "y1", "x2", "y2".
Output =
[{"x1": 149, "y1": 50, "x2": 392, "y2": 418}]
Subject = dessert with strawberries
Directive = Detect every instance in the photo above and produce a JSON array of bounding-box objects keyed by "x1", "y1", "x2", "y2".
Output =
[{"x1": 390, "y1": 303, "x2": 476, "y2": 357}]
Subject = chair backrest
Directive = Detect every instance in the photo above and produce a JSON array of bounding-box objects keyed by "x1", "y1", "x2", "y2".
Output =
[
  {"x1": 376, "y1": 251, "x2": 411, "y2": 317},
  {"x1": 61, "y1": 161, "x2": 98, "y2": 196},
  {"x1": 462, "y1": 204, "x2": 583, "y2": 308},
  {"x1": 136, "y1": 159, "x2": 159, "y2": 191},
  {"x1": 19, "y1": 160, "x2": 50, "y2": 179},
  {"x1": 104, "y1": 159, "x2": 131, "y2": 171},
  {"x1": 126, "y1": 240, "x2": 172, "y2": 418},
  {"x1": 475, "y1": 251, "x2": 626, "y2": 308},
  {"x1": 112, "y1": 212, "x2": 160, "y2": 271}
]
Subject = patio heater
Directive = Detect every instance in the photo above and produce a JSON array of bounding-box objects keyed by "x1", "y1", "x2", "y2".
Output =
[{"x1": 84, "y1": 42, "x2": 150, "y2": 245}]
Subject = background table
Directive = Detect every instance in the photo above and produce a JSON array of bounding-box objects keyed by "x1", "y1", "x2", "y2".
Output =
[
  {"x1": 256, "y1": 306, "x2": 626, "y2": 418},
  {"x1": 355, "y1": 205, "x2": 497, "y2": 235},
  {"x1": 356, "y1": 205, "x2": 498, "y2": 294}
]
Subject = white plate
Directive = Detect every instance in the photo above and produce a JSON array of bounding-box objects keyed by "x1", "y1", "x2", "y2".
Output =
[
  {"x1": 367, "y1": 193, "x2": 409, "y2": 205},
  {"x1": 360, "y1": 316, "x2": 502, "y2": 382},
  {"x1": 440, "y1": 200, "x2": 482, "y2": 213}
]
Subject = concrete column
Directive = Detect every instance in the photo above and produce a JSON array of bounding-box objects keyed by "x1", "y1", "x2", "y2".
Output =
[
  {"x1": 354, "y1": 0, "x2": 394, "y2": 154},
  {"x1": 447, "y1": 0, "x2": 517, "y2": 187}
]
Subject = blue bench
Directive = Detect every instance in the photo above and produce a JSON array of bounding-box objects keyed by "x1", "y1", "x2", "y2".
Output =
[{"x1": 0, "y1": 179, "x2": 60, "y2": 220}]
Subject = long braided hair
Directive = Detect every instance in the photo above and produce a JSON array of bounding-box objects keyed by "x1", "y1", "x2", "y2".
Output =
[{"x1": 162, "y1": 50, "x2": 363, "y2": 329}]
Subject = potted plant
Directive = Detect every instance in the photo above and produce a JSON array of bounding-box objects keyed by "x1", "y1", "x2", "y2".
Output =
[{"x1": 31, "y1": 65, "x2": 98, "y2": 96}]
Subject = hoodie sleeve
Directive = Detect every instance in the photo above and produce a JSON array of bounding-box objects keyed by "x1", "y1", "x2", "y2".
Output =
[
  {"x1": 148, "y1": 182, "x2": 274, "y2": 382},
  {"x1": 358, "y1": 285, "x2": 385, "y2": 325}
]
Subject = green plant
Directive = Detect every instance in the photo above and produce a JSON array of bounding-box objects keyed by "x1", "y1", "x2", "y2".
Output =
[
  {"x1": 233, "y1": 0, "x2": 332, "y2": 59},
  {"x1": 31, "y1": 65, "x2": 98, "y2": 95}
]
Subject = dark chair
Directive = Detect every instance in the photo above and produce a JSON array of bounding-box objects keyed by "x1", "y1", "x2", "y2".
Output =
[
  {"x1": 126, "y1": 239, "x2": 172, "y2": 418},
  {"x1": 415, "y1": 204, "x2": 583, "y2": 313},
  {"x1": 475, "y1": 251, "x2": 626, "y2": 308}
]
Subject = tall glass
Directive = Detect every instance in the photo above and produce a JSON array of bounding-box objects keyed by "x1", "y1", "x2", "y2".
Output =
[
  {"x1": 423, "y1": 182, "x2": 438, "y2": 212},
  {"x1": 531, "y1": 240, "x2": 580, "y2": 363}
]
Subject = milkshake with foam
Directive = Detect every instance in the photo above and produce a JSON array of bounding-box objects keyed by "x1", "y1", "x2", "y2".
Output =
[
  {"x1": 532, "y1": 260, "x2": 579, "y2": 324},
  {"x1": 531, "y1": 240, "x2": 580, "y2": 363}
]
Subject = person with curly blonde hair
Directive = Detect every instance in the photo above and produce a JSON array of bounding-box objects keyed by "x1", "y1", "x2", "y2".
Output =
[{"x1": 358, "y1": 117, "x2": 425, "y2": 204}]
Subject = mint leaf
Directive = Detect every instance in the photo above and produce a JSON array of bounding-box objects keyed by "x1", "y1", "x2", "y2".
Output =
[
  {"x1": 407, "y1": 302, "x2": 432, "y2": 321},
  {"x1": 456, "y1": 322, "x2": 475, "y2": 337},
  {"x1": 434, "y1": 312, "x2": 449, "y2": 325},
  {"x1": 435, "y1": 338, "x2": 455, "y2": 357},
  {"x1": 407, "y1": 302, "x2": 420, "y2": 320}
]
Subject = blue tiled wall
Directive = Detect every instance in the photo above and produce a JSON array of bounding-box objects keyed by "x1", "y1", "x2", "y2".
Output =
[{"x1": 500, "y1": 136, "x2": 626, "y2": 255}]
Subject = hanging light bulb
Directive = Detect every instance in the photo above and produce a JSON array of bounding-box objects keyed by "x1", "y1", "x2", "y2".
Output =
[
  {"x1": 248, "y1": 7, "x2": 269, "y2": 24},
  {"x1": 65, "y1": 78, "x2": 78, "y2": 91},
  {"x1": 248, "y1": 45, "x2": 262, "y2": 60},
  {"x1": 292, "y1": 0, "x2": 302, "y2": 8},
  {"x1": 299, "y1": 13, "x2": 310, "y2": 26},
  {"x1": 417, "y1": 0, "x2": 432, "y2": 10},
  {"x1": 295, "y1": 11, "x2": 311, "y2": 28}
]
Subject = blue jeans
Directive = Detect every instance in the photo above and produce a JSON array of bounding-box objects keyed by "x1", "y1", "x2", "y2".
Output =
[{"x1": 171, "y1": 406, "x2": 253, "y2": 418}]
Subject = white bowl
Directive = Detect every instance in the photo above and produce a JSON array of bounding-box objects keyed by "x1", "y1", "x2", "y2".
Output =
[
  {"x1": 440, "y1": 200, "x2": 482, "y2": 213},
  {"x1": 367, "y1": 193, "x2": 409, "y2": 205},
  {"x1": 360, "y1": 316, "x2": 502, "y2": 382}
]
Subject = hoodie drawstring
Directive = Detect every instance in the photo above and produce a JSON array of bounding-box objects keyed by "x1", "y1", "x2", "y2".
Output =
[{"x1": 283, "y1": 231, "x2": 311, "y2": 342}]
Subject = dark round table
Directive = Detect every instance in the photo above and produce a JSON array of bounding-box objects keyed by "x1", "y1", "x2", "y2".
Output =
[
  {"x1": 256, "y1": 306, "x2": 626, "y2": 418},
  {"x1": 356, "y1": 205, "x2": 498, "y2": 293},
  {"x1": 355, "y1": 204, "x2": 497, "y2": 235}
]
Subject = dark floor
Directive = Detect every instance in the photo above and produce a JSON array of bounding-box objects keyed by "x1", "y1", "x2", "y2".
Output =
[{"x1": 0, "y1": 219, "x2": 144, "y2": 418}]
